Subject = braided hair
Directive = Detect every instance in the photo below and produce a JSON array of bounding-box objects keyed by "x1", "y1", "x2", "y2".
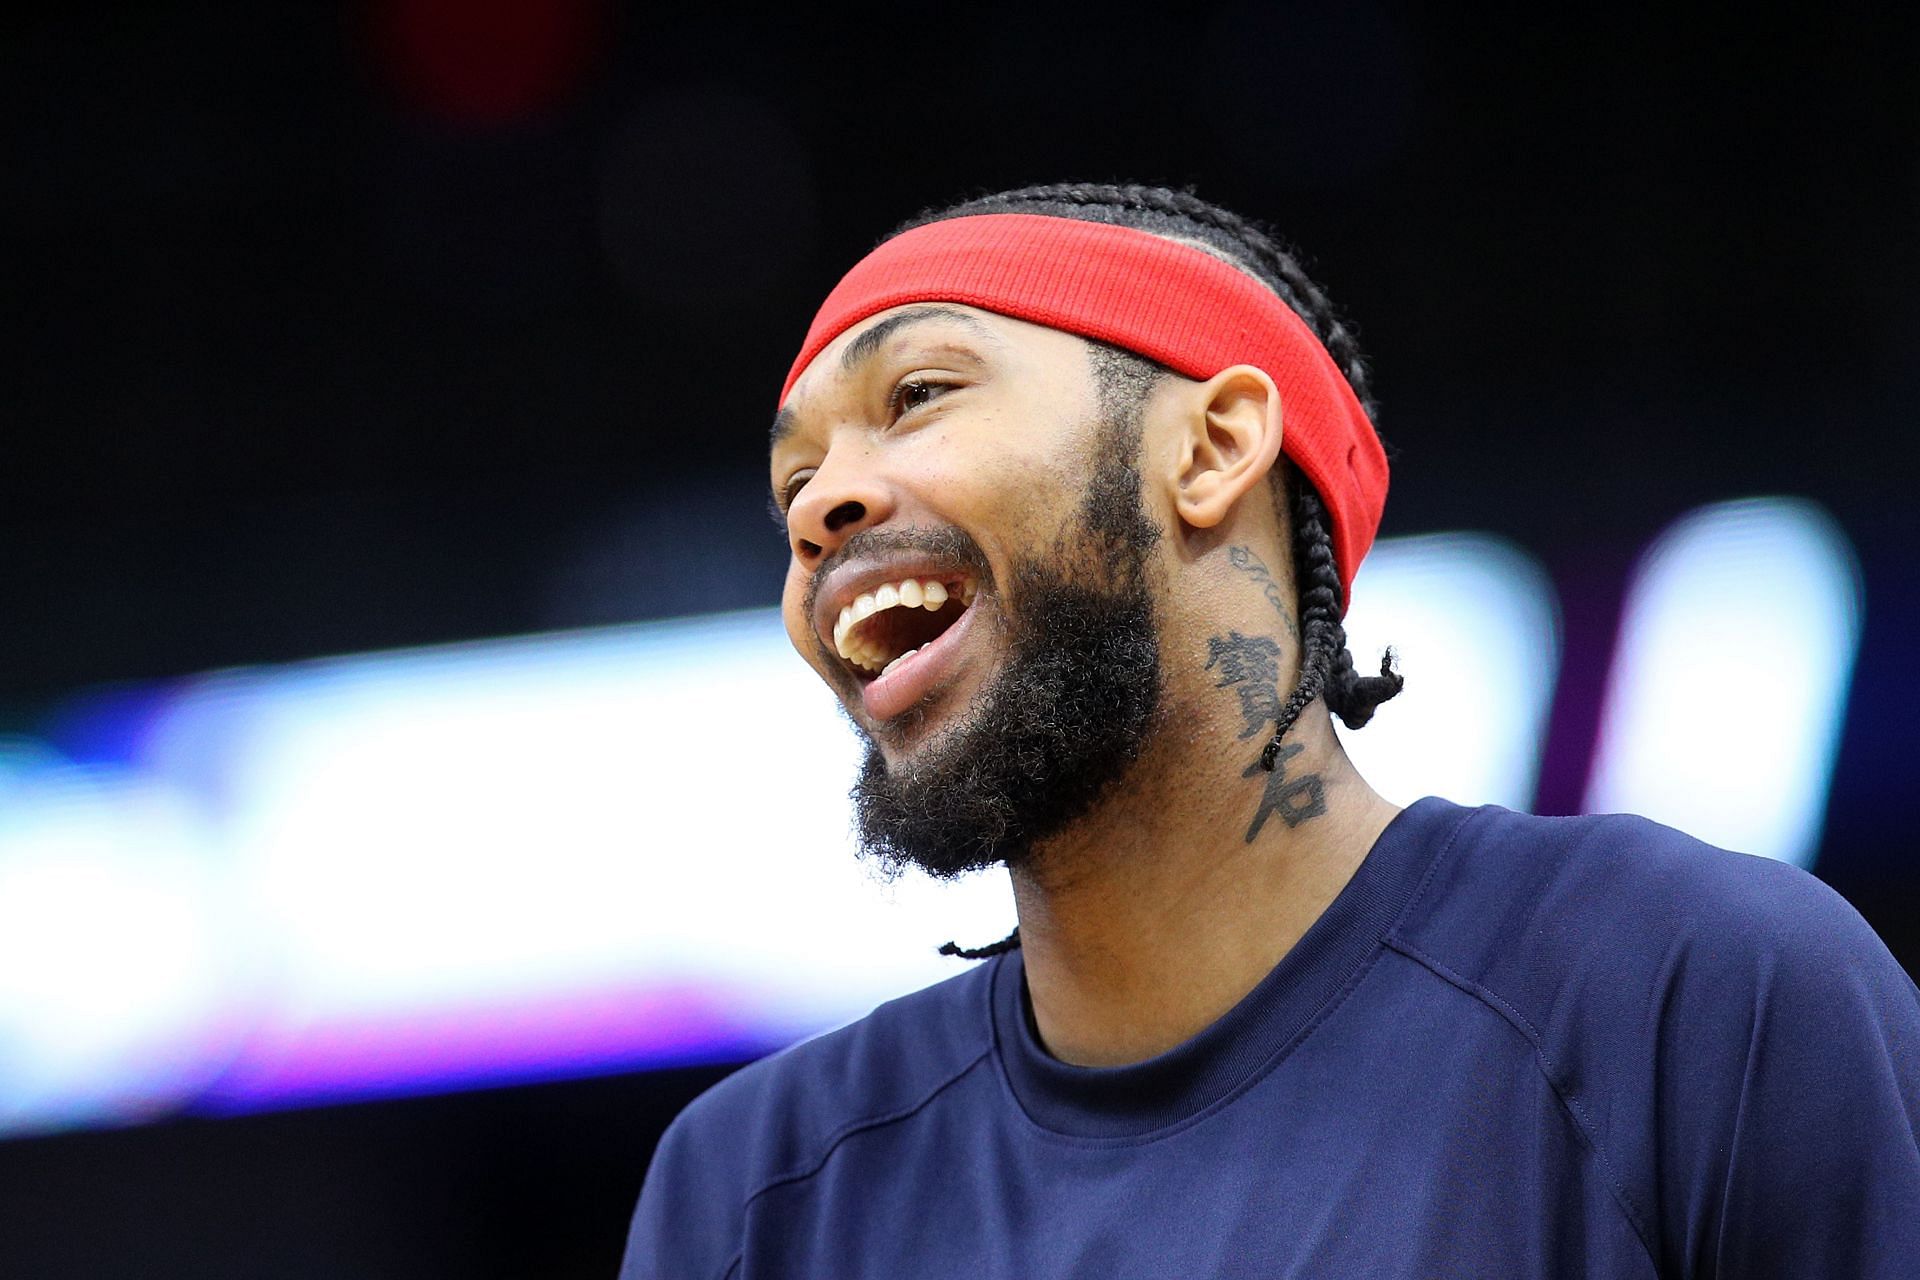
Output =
[{"x1": 901, "y1": 185, "x2": 1404, "y2": 960}]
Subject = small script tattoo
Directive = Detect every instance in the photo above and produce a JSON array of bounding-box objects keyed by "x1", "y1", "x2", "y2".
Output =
[
  {"x1": 1227, "y1": 545, "x2": 1299, "y2": 641},
  {"x1": 1206, "y1": 628, "x2": 1328, "y2": 840}
]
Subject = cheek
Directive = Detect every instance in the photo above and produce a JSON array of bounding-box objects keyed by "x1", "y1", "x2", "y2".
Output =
[
  {"x1": 971, "y1": 456, "x2": 1087, "y2": 554},
  {"x1": 910, "y1": 417, "x2": 1079, "y2": 541}
]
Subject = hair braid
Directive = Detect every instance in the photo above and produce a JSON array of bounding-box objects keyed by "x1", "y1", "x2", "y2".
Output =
[
  {"x1": 937, "y1": 928, "x2": 1022, "y2": 960},
  {"x1": 895, "y1": 183, "x2": 1404, "y2": 956},
  {"x1": 1266, "y1": 485, "x2": 1404, "y2": 763}
]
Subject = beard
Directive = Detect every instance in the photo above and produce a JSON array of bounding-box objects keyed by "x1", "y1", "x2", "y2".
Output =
[{"x1": 850, "y1": 425, "x2": 1164, "y2": 881}]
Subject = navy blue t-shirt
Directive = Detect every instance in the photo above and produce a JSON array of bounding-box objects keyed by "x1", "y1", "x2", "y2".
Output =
[{"x1": 621, "y1": 800, "x2": 1920, "y2": 1278}]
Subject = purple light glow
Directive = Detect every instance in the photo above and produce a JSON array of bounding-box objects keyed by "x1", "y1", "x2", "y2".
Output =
[{"x1": 193, "y1": 982, "x2": 794, "y2": 1114}]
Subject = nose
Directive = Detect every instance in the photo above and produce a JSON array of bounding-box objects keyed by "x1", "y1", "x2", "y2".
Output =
[{"x1": 785, "y1": 444, "x2": 895, "y2": 566}]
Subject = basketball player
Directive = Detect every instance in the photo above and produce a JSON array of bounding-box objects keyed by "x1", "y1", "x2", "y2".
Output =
[{"x1": 620, "y1": 184, "x2": 1920, "y2": 1278}]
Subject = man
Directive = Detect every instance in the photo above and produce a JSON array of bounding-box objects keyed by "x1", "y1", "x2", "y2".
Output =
[{"x1": 621, "y1": 184, "x2": 1920, "y2": 1277}]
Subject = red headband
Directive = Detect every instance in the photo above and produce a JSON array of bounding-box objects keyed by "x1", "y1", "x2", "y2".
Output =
[{"x1": 780, "y1": 213, "x2": 1388, "y2": 607}]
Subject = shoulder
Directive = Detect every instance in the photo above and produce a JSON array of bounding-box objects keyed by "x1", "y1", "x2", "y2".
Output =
[
  {"x1": 1386, "y1": 802, "x2": 1920, "y2": 1247},
  {"x1": 1389, "y1": 802, "x2": 1893, "y2": 1013},
  {"x1": 1387, "y1": 803, "x2": 1920, "y2": 1263},
  {"x1": 673, "y1": 956, "x2": 996, "y2": 1174},
  {"x1": 620, "y1": 960, "x2": 998, "y2": 1279},
  {"x1": 1382, "y1": 801, "x2": 1919, "y2": 1115}
]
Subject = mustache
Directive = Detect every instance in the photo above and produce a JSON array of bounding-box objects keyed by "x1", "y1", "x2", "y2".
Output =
[{"x1": 801, "y1": 524, "x2": 994, "y2": 623}]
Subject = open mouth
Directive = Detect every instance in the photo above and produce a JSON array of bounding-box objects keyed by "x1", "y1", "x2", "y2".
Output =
[{"x1": 832, "y1": 575, "x2": 978, "y2": 681}]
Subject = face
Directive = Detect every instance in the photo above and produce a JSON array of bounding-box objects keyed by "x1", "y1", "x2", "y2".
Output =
[{"x1": 771, "y1": 304, "x2": 1165, "y2": 877}]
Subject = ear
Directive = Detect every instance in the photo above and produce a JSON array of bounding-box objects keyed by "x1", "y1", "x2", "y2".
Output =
[{"x1": 1172, "y1": 365, "x2": 1285, "y2": 530}]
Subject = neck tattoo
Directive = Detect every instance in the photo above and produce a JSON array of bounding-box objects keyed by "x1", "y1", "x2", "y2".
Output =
[{"x1": 1206, "y1": 627, "x2": 1329, "y2": 841}]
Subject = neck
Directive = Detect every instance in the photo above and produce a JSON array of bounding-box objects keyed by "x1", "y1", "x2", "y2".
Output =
[{"x1": 1007, "y1": 701, "x2": 1400, "y2": 1068}]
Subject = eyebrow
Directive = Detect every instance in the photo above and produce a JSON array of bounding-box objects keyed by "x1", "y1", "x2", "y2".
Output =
[
  {"x1": 838, "y1": 305, "x2": 996, "y2": 375},
  {"x1": 768, "y1": 305, "x2": 999, "y2": 450}
]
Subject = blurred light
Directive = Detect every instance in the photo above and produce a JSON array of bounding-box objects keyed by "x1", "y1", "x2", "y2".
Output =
[
  {"x1": 139, "y1": 612, "x2": 1016, "y2": 1110},
  {"x1": 1583, "y1": 498, "x2": 1862, "y2": 867},
  {"x1": 368, "y1": 0, "x2": 606, "y2": 126},
  {"x1": 0, "y1": 759, "x2": 237, "y2": 1136},
  {"x1": 0, "y1": 531, "x2": 1566, "y2": 1132},
  {"x1": 1337, "y1": 534, "x2": 1561, "y2": 811},
  {"x1": 539, "y1": 476, "x2": 788, "y2": 630}
]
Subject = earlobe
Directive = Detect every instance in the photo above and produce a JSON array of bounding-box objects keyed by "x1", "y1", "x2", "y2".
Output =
[{"x1": 1174, "y1": 366, "x2": 1285, "y2": 530}]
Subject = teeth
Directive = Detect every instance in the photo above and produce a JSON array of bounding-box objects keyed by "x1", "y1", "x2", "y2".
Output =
[
  {"x1": 831, "y1": 575, "x2": 977, "y2": 666},
  {"x1": 880, "y1": 646, "x2": 921, "y2": 678}
]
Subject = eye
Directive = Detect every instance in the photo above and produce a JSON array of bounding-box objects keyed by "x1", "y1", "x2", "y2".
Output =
[
  {"x1": 888, "y1": 377, "x2": 953, "y2": 419},
  {"x1": 770, "y1": 471, "x2": 813, "y2": 523}
]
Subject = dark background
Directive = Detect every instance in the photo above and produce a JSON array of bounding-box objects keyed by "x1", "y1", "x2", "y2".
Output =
[{"x1": 2, "y1": 3, "x2": 1916, "y2": 1276}]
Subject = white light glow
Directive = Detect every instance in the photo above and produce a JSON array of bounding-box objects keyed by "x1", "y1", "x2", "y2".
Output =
[
  {"x1": 1336, "y1": 534, "x2": 1561, "y2": 811},
  {"x1": 1583, "y1": 498, "x2": 1862, "y2": 867},
  {"x1": 0, "y1": 530, "x2": 1572, "y2": 1131},
  {"x1": 0, "y1": 763, "x2": 235, "y2": 1134},
  {"x1": 142, "y1": 613, "x2": 1017, "y2": 1056}
]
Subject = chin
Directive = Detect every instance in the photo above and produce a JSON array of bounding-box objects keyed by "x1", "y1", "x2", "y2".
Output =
[{"x1": 863, "y1": 688, "x2": 976, "y2": 769}]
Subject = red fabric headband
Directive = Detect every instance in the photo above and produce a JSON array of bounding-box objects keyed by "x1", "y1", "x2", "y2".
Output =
[{"x1": 780, "y1": 213, "x2": 1389, "y2": 607}]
